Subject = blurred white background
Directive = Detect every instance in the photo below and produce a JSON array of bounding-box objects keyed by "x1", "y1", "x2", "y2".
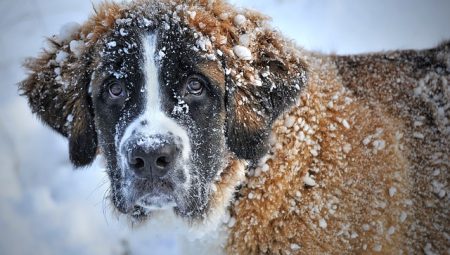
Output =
[{"x1": 1, "y1": 0, "x2": 449, "y2": 254}]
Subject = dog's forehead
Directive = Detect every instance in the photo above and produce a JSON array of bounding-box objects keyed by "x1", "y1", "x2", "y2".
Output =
[{"x1": 93, "y1": 25, "x2": 225, "y2": 88}]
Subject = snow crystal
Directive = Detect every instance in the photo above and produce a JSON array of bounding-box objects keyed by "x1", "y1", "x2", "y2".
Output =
[
  {"x1": 303, "y1": 173, "x2": 316, "y2": 187},
  {"x1": 362, "y1": 224, "x2": 370, "y2": 231},
  {"x1": 107, "y1": 41, "x2": 117, "y2": 48},
  {"x1": 319, "y1": 218, "x2": 327, "y2": 229},
  {"x1": 389, "y1": 186, "x2": 397, "y2": 197},
  {"x1": 163, "y1": 23, "x2": 170, "y2": 30},
  {"x1": 196, "y1": 37, "x2": 212, "y2": 52},
  {"x1": 119, "y1": 28, "x2": 129, "y2": 36},
  {"x1": 142, "y1": 17, "x2": 152, "y2": 27},
  {"x1": 424, "y1": 243, "x2": 438, "y2": 255},
  {"x1": 290, "y1": 243, "x2": 301, "y2": 251},
  {"x1": 310, "y1": 148, "x2": 319, "y2": 157},
  {"x1": 373, "y1": 244, "x2": 382, "y2": 252},
  {"x1": 69, "y1": 40, "x2": 84, "y2": 57},
  {"x1": 413, "y1": 132, "x2": 425, "y2": 139},
  {"x1": 233, "y1": 45, "x2": 252, "y2": 60},
  {"x1": 362, "y1": 136, "x2": 372, "y2": 146},
  {"x1": 327, "y1": 101, "x2": 334, "y2": 109},
  {"x1": 54, "y1": 67, "x2": 61, "y2": 76},
  {"x1": 228, "y1": 217, "x2": 236, "y2": 228},
  {"x1": 373, "y1": 139, "x2": 386, "y2": 150},
  {"x1": 343, "y1": 143, "x2": 352, "y2": 154},
  {"x1": 431, "y1": 180, "x2": 446, "y2": 198},
  {"x1": 341, "y1": 119, "x2": 350, "y2": 129},
  {"x1": 58, "y1": 22, "x2": 80, "y2": 42},
  {"x1": 186, "y1": 10, "x2": 196, "y2": 20},
  {"x1": 349, "y1": 231, "x2": 359, "y2": 239},
  {"x1": 387, "y1": 226, "x2": 396, "y2": 235},
  {"x1": 115, "y1": 18, "x2": 132, "y2": 26},
  {"x1": 66, "y1": 114, "x2": 74, "y2": 123},
  {"x1": 233, "y1": 14, "x2": 247, "y2": 27},
  {"x1": 55, "y1": 51, "x2": 69, "y2": 64},
  {"x1": 239, "y1": 34, "x2": 250, "y2": 47},
  {"x1": 284, "y1": 116, "x2": 296, "y2": 128}
]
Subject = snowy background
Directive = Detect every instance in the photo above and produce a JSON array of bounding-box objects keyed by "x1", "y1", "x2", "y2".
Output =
[{"x1": 1, "y1": 0, "x2": 449, "y2": 254}]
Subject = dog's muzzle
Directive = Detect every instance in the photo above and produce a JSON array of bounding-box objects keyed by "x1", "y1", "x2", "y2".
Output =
[{"x1": 118, "y1": 132, "x2": 188, "y2": 213}]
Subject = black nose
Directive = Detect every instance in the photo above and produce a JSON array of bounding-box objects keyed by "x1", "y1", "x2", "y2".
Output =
[{"x1": 127, "y1": 137, "x2": 179, "y2": 179}]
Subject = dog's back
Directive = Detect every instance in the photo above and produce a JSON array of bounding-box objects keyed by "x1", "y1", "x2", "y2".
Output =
[
  {"x1": 228, "y1": 43, "x2": 449, "y2": 254},
  {"x1": 335, "y1": 42, "x2": 450, "y2": 254}
]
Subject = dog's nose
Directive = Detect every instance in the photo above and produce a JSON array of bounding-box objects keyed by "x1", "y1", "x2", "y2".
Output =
[{"x1": 127, "y1": 137, "x2": 178, "y2": 179}]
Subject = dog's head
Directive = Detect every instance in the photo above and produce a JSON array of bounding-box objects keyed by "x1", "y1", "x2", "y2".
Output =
[{"x1": 20, "y1": 0, "x2": 307, "y2": 224}]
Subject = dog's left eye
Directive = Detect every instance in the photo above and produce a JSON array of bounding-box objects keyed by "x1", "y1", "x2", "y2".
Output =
[
  {"x1": 186, "y1": 75, "x2": 205, "y2": 96},
  {"x1": 108, "y1": 80, "x2": 126, "y2": 99}
]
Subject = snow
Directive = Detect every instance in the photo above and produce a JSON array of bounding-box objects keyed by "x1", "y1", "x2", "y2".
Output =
[
  {"x1": 232, "y1": 45, "x2": 252, "y2": 60},
  {"x1": 238, "y1": 34, "x2": 250, "y2": 47},
  {"x1": 303, "y1": 173, "x2": 317, "y2": 187},
  {"x1": 1, "y1": 0, "x2": 450, "y2": 255},
  {"x1": 373, "y1": 244, "x2": 382, "y2": 252},
  {"x1": 233, "y1": 14, "x2": 246, "y2": 27},
  {"x1": 55, "y1": 50, "x2": 69, "y2": 64},
  {"x1": 319, "y1": 218, "x2": 327, "y2": 229},
  {"x1": 69, "y1": 40, "x2": 85, "y2": 57},
  {"x1": 341, "y1": 119, "x2": 350, "y2": 129},
  {"x1": 290, "y1": 243, "x2": 301, "y2": 250},
  {"x1": 107, "y1": 41, "x2": 117, "y2": 48},
  {"x1": 389, "y1": 186, "x2": 397, "y2": 197},
  {"x1": 58, "y1": 22, "x2": 81, "y2": 42}
]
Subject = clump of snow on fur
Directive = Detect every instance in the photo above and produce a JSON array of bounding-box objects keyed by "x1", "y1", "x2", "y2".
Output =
[
  {"x1": 196, "y1": 37, "x2": 212, "y2": 52},
  {"x1": 55, "y1": 51, "x2": 69, "y2": 64},
  {"x1": 239, "y1": 34, "x2": 251, "y2": 47},
  {"x1": 233, "y1": 14, "x2": 247, "y2": 27},
  {"x1": 303, "y1": 173, "x2": 316, "y2": 187},
  {"x1": 69, "y1": 40, "x2": 85, "y2": 57},
  {"x1": 107, "y1": 41, "x2": 117, "y2": 48},
  {"x1": 319, "y1": 218, "x2": 327, "y2": 229},
  {"x1": 57, "y1": 22, "x2": 81, "y2": 42},
  {"x1": 389, "y1": 186, "x2": 397, "y2": 197},
  {"x1": 233, "y1": 45, "x2": 252, "y2": 60},
  {"x1": 290, "y1": 243, "x2": 301, "y2": 251}
]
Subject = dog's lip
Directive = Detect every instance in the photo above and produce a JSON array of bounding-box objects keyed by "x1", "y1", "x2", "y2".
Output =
[{"x1": 134, "y1": 192, "x2": 176, "y2": 211}]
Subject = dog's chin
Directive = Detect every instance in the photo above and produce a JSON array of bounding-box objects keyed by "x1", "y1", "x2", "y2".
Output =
[
  {"x1": 127, "y1": 193, "x2": 177, "y2": 221},
  {"x1": 136, "y1": 193, "x2": 177, "y2": 211}
]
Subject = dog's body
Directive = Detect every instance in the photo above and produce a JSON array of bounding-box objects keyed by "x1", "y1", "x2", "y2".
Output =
[
  {"x1": 229, "y1": 47, "x2": 450, "y2": 254},
  {"x1": 20, "y1": 0, "x2": 449, "y2": 254}
]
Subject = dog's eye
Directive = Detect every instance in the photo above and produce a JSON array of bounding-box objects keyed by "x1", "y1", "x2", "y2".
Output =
[
  {"x1": 108, "y1": 80, "x2": 126, "y2": 99},
  {"x1": 186, "y1": 76, "x2": 205, "y2": 96}
]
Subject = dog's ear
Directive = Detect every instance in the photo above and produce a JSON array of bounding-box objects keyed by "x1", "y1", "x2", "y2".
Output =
[
  {"x1": 225, "y1": 30, "x2": 308, "y2": 162},
  {"x1": 20, "y1": 38, "x2": 98, "y2": 167}
]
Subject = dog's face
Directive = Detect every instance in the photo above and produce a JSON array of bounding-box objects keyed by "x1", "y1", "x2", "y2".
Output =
[
  {"x1": 20, "y1": 0, "x2": 307, "y2": 224},
  {"x1": 91, "y1": 26, "x2": 229, "y2": 219}
]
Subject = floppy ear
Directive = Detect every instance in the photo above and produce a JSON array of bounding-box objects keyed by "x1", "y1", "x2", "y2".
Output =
[
  {"x1": 19, "y1": 38, "x2": 98, "y2": 167},
  {"x1": 225, "y1": 30, "x2": 308, "y2": 162}
]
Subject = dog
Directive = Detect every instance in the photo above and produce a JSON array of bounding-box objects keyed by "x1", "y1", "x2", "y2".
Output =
[{"x1": 20, "y1": 0, "x2": 449, "y2": 254}]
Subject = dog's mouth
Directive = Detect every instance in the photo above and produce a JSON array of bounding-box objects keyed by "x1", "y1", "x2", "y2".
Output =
[
  {"x1": 127, "y1": 192, "x2": 177, "y2": 220},
  {"x1": 110, "y1": 174, "x2": 181, "y2": 218},
  {"x1": 136, "y1": 192, "x2": 176, "y2": 211}
]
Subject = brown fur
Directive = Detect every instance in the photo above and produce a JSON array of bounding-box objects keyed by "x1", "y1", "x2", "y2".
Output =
[{"x1": 227, "y1": 47, "x2": 449, "y2": 254}]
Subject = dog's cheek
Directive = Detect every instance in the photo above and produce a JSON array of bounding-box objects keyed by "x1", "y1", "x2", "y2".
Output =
[{"x1": 226, "y1": 120, "x2": 270, "y2": 161}]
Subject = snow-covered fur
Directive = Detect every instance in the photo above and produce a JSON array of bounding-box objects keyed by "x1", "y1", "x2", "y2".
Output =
[{"x1": 19, "y1": 0, "x2": 449, "y2": 254}]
